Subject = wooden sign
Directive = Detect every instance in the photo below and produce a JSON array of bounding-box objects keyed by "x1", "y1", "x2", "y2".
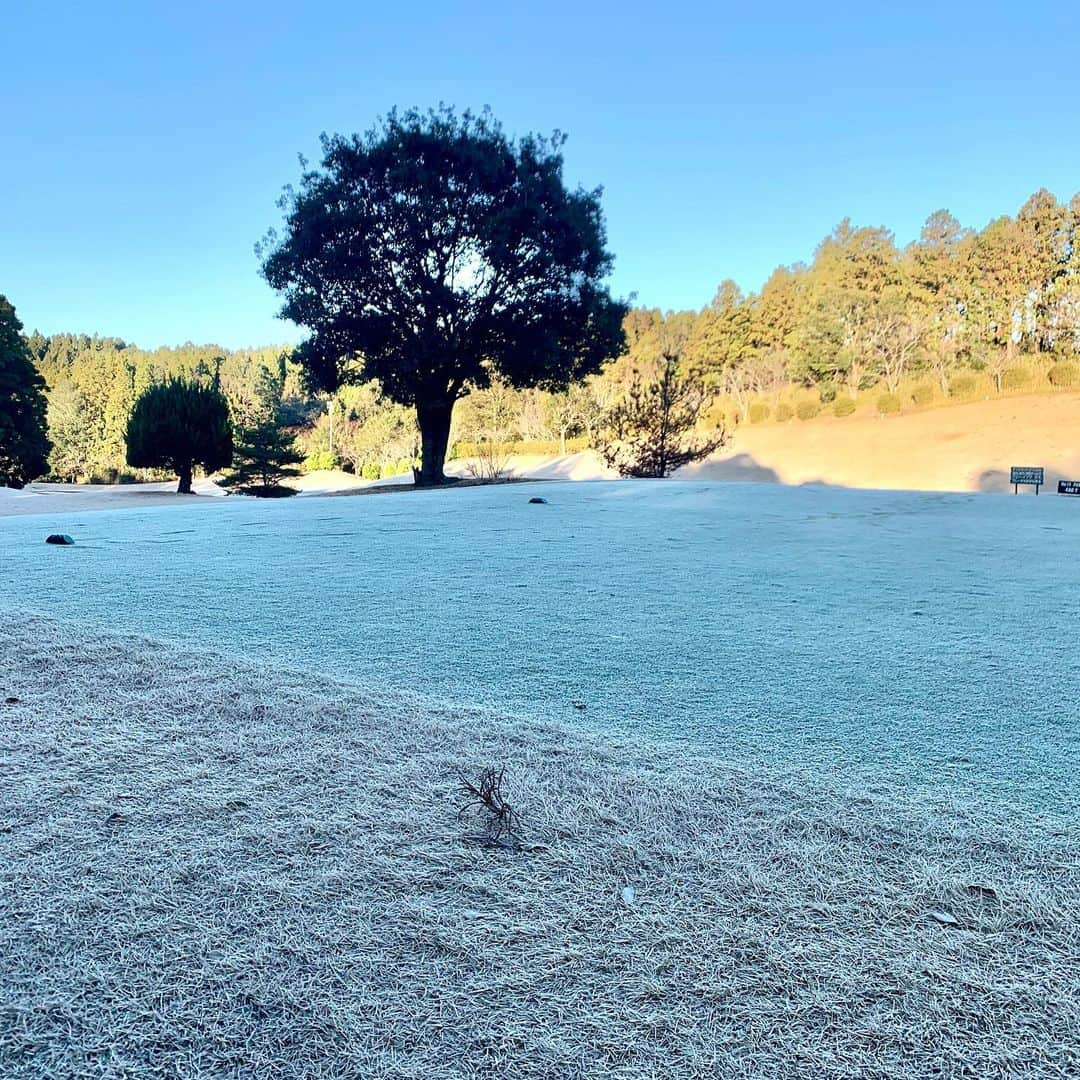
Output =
[
  {"x1": 1010, "y1": 466, "x2": 1044, "y2": 494},
  {"x1": 1059, "y1": 480, "x2": 1080, "y2": 496}
]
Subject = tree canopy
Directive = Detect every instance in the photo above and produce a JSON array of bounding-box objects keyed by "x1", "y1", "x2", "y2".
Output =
[
  {"x1": 259, "y1": 106, "x2": 628, "y2": 484},
  {"x1": 0, "y1": 295, "x2": 50, "y2": 488},
  {"x1": 125, "y1": 377, "x2": 233, "y2": 493}
]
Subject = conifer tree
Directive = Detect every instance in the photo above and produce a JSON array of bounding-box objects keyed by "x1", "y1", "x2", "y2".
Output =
[
  {"x1": 0, "y1": 295, "x2": 51, "y2": 488},
  {"x1": 599, "y1": 352, "x2": 725, "y2": 478},
  {"x1": 224, "y1": 413, "x2": 303, "y2": 495},
  {"x1": 125, "y1": 377, "x2": 232, "y2": 493}
]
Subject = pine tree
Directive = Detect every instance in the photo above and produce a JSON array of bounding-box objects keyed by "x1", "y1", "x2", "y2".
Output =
[
  {"x1": 599, "y1": 352, "x2": 725, "y2": 478},
  {"x1": 125, "y1": 377, "x2": 232, "y2": 493},
  {"x1": 224, "y1": 413, "x2": 303, "y2": 495},
  {"x1": 0, "y1": 295, "x2": 51, "y2": 488}
]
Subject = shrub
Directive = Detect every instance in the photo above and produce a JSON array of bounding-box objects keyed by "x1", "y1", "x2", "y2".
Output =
[
  {"x1": 818, "y1": 385, "x2": 838, "y2": 404},
  {"x1": 949, "y1": 374, "x2": 977, "y2": 398},
  {"x1": 910, "y1": 383, "x2": 935, "y2": 407},
  {"x1": 1048, "y1": 362, "x2": 1079, "y2": 388},
  {"x1": 361, "y1": 462, "x2": 381, "y2": 480},
  {"x1": 832, "y1": 396, "x2": 857, "y2": 417},
  {"x1": 796, "y1": 401, "x2": 820, "y2": 421},
  {"x1": 1002, "y1": 366, "x2": 1031, "y2": 391},
  {"x1": 877, "y1": 393, "x2": 902, "y2": 415},
  {"x1": 748, "y1": 402, "x2": 771, "y2": 423},
  {"x1": 303, "y1": 450, "x2": 337, "y2": 471},
  {"x1": 775, "y1": 403, "x2": 794, "y2": 422}
]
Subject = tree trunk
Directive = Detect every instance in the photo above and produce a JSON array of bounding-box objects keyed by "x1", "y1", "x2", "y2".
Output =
[
  {"x1": 177, "y1": 463, "x2": 193, "y2": 494},
  {"x1": 414, "y1": 398, "x2": 454, "y2": 487}
]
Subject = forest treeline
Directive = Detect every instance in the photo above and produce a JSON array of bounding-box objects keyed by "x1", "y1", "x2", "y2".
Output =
[{"x1": 26, "y1": 187, "x2": 1080, "y2": 483}]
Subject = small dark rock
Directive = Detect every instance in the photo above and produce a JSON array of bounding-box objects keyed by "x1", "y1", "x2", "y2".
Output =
[
  {"x1": 45, "y1": 534, "x2": 75, "y2": 546},
  {"x1": 571, "y1": 701, "x2": 587, "y2": 710},
  {"x1": 3, "y1": 697, "x2": 18, "y2": 705},
  {"x1": 528, "y1": 497, "x2": 548, "y2": 504}
]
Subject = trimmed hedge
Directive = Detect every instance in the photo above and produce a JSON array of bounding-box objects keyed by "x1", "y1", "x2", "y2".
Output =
[
  {"x1": 748, "y1": 402, "x2": 771, "y2": 423},
  {"x1": 775, "y1": 403, "x2": 794, "y2": 422},
  {"x1": 832, "y1": 396, "x2": 857, "y2": 417},
  {"x1": 877, "y1": 393, "x2": 902, "y2": 415},
  {"x1": 796, "y1": 401, "x2": 820, "y2": 421}
]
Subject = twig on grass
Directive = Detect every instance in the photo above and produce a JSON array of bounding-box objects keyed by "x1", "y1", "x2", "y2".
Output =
[{"x1": 459, "y1": 765, "x2": 519, "y2": 848}]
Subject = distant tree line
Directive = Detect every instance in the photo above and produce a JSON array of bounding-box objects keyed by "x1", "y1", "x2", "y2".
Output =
[{"x1": 9, "y1": 187, "x2": 1080, "y2": 487}]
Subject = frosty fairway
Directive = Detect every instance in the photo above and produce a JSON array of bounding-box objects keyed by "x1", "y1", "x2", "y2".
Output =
[{"x1": 1, "y1": 479, "x2": 1077, "y2": 822}]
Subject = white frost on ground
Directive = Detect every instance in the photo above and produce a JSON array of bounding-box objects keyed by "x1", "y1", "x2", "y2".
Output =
[
  {"x1": 1, "y1": 480, "x2": 1077, "y2": 821},
  {"x1": 1, "y1": 480, "x2": 1078, "y2": 1075},
  {"x1": 0, "y1": 615, "x2": 1076, "y2": 1078}
]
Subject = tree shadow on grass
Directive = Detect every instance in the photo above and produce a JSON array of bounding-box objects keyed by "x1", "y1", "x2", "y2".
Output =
[{"x1": 678, "y1": 453, "x2": 782, "y2": 484}]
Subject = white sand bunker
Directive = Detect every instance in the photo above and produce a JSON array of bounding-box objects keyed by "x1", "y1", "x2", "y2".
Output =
[{"x1": 1, "y1": 616, "x2": 1076, "y2": 1078}]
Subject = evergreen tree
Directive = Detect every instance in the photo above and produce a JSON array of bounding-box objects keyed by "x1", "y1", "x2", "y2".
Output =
[
  {"x1": 224, "y1": 413, "x2": 303, "y2": 495},
  {"x1": 125, "y1": 377, "x2": 232, "y2": 493},
  {"x1": 47, "y1": 380, "x2": 93, "y2": 481},
  {"x1": 599, "y1": 350, "x2": 725, "y2": 478},
  {"x1": 0, "y1": 295, "x2": 51, "y2": 488}
]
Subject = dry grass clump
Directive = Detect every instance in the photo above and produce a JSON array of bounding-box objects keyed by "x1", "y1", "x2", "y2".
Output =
[{"x1": 1, "y1": 615, "x2": 1077, "y2": 1078}]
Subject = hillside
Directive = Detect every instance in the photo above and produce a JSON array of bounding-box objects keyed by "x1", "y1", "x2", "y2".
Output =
[{"x1": 693, "y1": 391, "x2": 1080, "y2": 493}]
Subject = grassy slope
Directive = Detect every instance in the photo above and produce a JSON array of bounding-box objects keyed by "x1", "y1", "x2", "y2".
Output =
[
  {"x1": 698, "y1": 392, "x2": 1080, "y2": 492},
  {"x1": 1, "y1": 616, "x2": 1076, "y2": 1078}
]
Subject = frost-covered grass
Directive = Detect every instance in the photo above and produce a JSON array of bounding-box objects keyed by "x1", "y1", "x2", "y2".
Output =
[
  {"x1": 1, "y1": 615, "x2": 1077, "y2": 1078},
  {"x1": 2, "y1": 480, "x2": 1079, "y2": 820}
]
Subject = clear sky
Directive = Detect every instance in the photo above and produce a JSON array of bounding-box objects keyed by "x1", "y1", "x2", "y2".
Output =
[{"x1": 4, "y1": 0, "x2": 1080, "y2": 349}]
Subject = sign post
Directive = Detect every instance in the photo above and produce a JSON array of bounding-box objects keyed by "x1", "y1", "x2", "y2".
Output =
[
  {"x1": 1010, "y1": 466, "x2": 1044, "y2": 495},
  {"x1": 1059, "y1": 480, "x2": 1080, "y2": 496}
]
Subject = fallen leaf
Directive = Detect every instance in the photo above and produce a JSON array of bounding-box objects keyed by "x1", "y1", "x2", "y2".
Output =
[{"x1": 927, "y1": 909, "x2": 959, "y2": 926}]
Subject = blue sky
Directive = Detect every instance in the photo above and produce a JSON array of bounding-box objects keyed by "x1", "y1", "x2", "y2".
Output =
[{"x1": 4, "y1": 1, "x2": 1080, "y2": 349}]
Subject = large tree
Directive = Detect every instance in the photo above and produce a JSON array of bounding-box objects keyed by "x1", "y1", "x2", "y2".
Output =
[
  {"x1": 0, "y1": 295, "x2": 51, "y2": 488},
  {"x1": 125, "y1": 377, "x2": 232, "y2": 493},
  {"x1": 259, "y1": 106, "x2": 627, "y2": 485}
]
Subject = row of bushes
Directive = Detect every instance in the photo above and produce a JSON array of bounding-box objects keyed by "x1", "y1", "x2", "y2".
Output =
[{"x1": 748, "y1": 361, "x2": 1080, "y2": 425}]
